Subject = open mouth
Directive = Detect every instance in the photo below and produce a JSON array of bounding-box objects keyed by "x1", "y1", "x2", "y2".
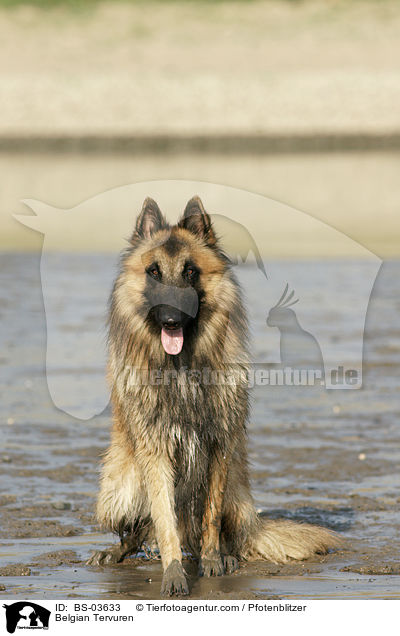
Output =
[{"x1": 161, "y1": 326, "x2": 184, "y2": 355}]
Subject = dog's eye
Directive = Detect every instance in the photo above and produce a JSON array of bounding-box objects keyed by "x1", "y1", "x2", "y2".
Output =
[
  {"x1": 184, "y1": 265, "x2": 198, "y2": 280},
  {"x1": 147, "y1": 265, "x2": 161, "y2": 280}
]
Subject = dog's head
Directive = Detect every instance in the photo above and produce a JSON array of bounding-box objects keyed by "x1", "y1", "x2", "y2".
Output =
[{"x1": 114, "y1": 196, "x2": 238, "y2": 358}]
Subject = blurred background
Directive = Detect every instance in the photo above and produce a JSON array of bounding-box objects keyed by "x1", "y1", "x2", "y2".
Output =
[{"x1": 0, "y1": 0, "x2": 399, "y2": 256}]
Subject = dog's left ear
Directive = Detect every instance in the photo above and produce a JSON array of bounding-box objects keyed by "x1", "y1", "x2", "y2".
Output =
[
  {"x1": 179, "y1": 196, "x2": 217, "y2": 246},
  {"x1": 132, "y1": 198, "x2": 167, "y2": 242}
]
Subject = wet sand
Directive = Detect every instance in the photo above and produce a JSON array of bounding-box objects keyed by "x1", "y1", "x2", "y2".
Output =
[{"x1": 1, "y1": 254, "x2": 400, "y2": 599}]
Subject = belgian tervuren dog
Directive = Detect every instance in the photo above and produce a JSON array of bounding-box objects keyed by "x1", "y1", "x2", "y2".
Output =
[{"x1": 87, "y1": 196, "x2": 339, "y2": 595}]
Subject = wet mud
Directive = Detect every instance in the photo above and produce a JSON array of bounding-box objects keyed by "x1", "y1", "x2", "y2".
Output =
[{"x1": 0, "y1": 255, "x2": 399, "y2": 599}]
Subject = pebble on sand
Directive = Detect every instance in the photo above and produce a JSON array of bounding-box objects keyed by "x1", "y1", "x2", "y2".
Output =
[{"x1": 52, "y1": 502, "x2": 72, "y2": 510}]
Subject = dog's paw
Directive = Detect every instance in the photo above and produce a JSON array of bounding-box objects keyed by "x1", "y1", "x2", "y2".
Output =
[
  {"x1": 86, "y1": 546, "x2": 125, "y2": 566},
  {"x1": 199, "y1": 552, "x2": 224, "y2": 577},
  {"x1": 223, "y1": 555, "x2": 239, "y2": 574},
  {"x1": 161, "y1": 560, "x2": 189, "y2": 596}
]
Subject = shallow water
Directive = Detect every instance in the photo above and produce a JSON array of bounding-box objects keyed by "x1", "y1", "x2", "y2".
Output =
[{"x1": 0, "y1": 253, "x2": 399, "y2": 599}]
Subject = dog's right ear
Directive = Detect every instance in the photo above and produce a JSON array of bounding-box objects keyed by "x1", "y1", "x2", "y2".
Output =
[{"x1": 131, "y1": 198, "x2": 167, "y2": 242}]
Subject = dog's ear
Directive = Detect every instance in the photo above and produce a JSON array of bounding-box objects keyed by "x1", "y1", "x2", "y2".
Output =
[
  {"x1": 132, "y1": 198, "x2": 167, "y2": 241},
  {"x1": 179, "y1": 196, "x2": 217, "y2": 246}
]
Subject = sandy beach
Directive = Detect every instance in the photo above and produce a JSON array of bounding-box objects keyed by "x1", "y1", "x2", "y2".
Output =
[
  {"x1": 0, "y1": 1, "x2": 399, "y2": 256},
  {"x1": 0, "y1": 1, "x2": 399, "y2": 138}
]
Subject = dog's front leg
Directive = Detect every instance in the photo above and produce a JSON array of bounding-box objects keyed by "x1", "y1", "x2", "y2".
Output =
[
  {"x1": 199, "y1": 450, "x2": 235, "y2": 577},
  {"x1": 140, "y1": 451, "x2": 188, "y2": 596}
]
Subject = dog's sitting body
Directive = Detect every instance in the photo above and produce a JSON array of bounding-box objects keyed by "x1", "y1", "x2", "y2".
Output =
[{"x1": 87, "y1": 197, "x2": 339, "y2": 595}]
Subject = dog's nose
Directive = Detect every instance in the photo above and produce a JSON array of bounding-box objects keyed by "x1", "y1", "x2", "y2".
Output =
[
  {"x1": 158, "y1": 305, "x2": 183, "y2": 330},
  {"x1": 163, "y1": 317, "x2": 181, "y2": 330}
]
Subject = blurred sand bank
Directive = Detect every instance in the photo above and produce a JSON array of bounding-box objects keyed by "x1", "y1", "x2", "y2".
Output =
[
  {"x1": 0, "y1": 1, "x2": 399, "y2": 139},
  {"x1": 0, "y1": 1, "x2": 399, "y2": 256},
  {"x1": 2, "y1": 150, "x2": 399, "y2": 257}
]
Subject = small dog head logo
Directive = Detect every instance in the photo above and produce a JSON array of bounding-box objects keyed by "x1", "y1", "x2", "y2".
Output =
[{"x1": 3, "y1": 602, "x2": 50, "y2": 634}]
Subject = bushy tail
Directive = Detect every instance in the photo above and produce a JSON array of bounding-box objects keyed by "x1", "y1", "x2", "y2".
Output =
[{"x1": 243, "y1": 516, "x2": 342, "y2": 563}]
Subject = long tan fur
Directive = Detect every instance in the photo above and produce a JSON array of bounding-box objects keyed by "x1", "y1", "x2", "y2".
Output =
[{"x1": 87, "y1": 196, "x2": 341, "y2": 595}]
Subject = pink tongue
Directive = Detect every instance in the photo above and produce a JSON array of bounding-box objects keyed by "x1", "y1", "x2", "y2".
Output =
[{"x1": 161, "y1": 327, "x2": 184, "y2": 355}]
